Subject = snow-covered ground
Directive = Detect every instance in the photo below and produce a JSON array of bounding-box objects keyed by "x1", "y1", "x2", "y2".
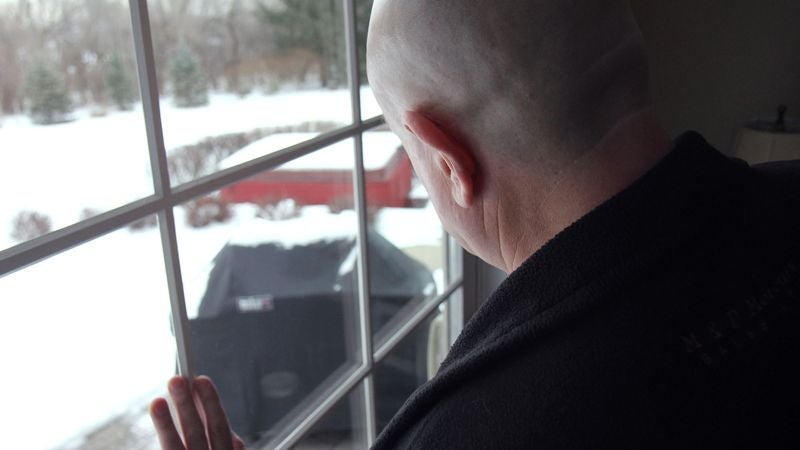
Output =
[
  {"x1": 0, "y1": 87, "x2": 444, "y2": 450},
  {"x1": 0, "y1": 224, "x2": 175, "y2": 450},
  {"x1": 0, "y1": 87, "x2": 382, "y2": 252},
  {"x1": 220, "y1": 132, "x2": 401, "y2": 171}
]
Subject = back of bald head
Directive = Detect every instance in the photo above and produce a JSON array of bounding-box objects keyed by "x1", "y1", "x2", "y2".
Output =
[{"x1": 368, "y1": 0, "x2": 651, "y2": 169}]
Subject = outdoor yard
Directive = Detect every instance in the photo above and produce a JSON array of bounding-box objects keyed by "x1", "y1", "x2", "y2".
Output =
[{"x1": 0, "y1": 87, "x2": 442, "y2": 450}]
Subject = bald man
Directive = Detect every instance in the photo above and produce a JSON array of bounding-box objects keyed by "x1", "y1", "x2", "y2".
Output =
[{"x1": 150, "y1": 1, "x2": 800, "y2": 448}]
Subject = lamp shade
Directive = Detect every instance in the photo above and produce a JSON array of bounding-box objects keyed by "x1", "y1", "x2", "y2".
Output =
[{"x1": 734, "y1": 106, "x2": 800, "y2": 164}]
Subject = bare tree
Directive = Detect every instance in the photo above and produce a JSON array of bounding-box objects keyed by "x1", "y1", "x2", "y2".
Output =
[
  {"x1": 0, "y1": 7, "x2": 24, "y2": 114},
  {"x1": 225, "y1": 0, "x2": 243, "y2": 93},
  {"x1": 0, "y1": 0, "x2": 360, "y2": 121}
]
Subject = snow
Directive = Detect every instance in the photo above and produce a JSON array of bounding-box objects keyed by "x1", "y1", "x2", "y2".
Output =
[
  {"x1": 360, "y1": 86, "x2": 382, "y2": 120},
  {"x1": 0, "y1": 107, "x2": 154, "y2": 249},
  {"x1": 0, "y1": 87, "x2": 440, "y2": 450},
  {"x1": 227, "y1": 206, "x2": 357, "y2": 249},
  {"x1": 0, "y1": 86, "x2": 381, "y2": 253},
  {"x1": 373, "y1": 202, "x2": 442, "y2": 248},
  {"x1": 0, "y1": 227, "x2": 176, "y2": 450},
  {"x1": 219, "y1": 132, "x2": 402, "y2": 172},
  {"x1": 409, "y1": 178, "x2": 430, "y2": 200},
  {"x1": 338, "y1": 245, "x2": 359, "y2": 277},
  {"x1": 159, "y1": 90, "x2": 347, "y2": 150}
]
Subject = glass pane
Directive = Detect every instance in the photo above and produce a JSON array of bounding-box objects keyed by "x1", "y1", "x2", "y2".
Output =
[
  {"x1": 361, "y1": 132, "x2": 445, "y2": 341},
  {"x1": 291, "y1": 380, "x2": 370, "y2": 450},
  {"x1": 0, "y1": 218, "x2": 174, "y2": 450},
  {"x1": 176, "y1": 139, "x2": 363, "y2": 444},
  {"x1": 357, "y1": 0, "x2": 381, "y2": 120},
  {"x1": 146, "y1": 0, "x2": 352, "y2": 186},
  {"x1": 373, "y1": 298, "x2": 453, "y2": 436},
  {"x1": 0, "y1": 1, "x2": 152, "y2": 252}
]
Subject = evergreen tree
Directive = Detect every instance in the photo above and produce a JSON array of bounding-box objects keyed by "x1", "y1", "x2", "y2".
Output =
[
  {"x1": 105, "y1": 54, "x2": 136, "y2": 111},
  {"x1": 25, "y1": 61, "x2": 71, "y2": 125},
  {"x1": 169, "y1": 46, "x2": 209, "y2": 107}
]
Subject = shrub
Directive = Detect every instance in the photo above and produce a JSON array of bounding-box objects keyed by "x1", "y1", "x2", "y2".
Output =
[
  {"x1": 128, "y1": 215, "x2": 159, "y2": 231},
  {"x1": 79, "y1": 208, "x2": 102, "y2": 221},
  {"x1": 328, "y1": 195, "x2": 354, "y2": 213},
  {"x1": 168, "y1": 131, "x2": 256, "y2": 184},
  {"x1": 255, "y1": 198, "x2": 301, "y2": 220},
  {"x1": 167, "y1": 121, "x2": 342, "y2": 184},
  {"x1": 185, "y1": 197, "x2": 233, "y2": 228},
  {"x1": 10, "y1": 210, "x2": 52, "y2": 242}
]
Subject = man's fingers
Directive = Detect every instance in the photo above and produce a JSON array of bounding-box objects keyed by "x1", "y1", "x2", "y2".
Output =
[
  {"x1": 168, "y1": 376, "x2": 210, "y2": 450},
  {"x1": 232, "y1": 434, "x2": 246, "y2": 450},
  {"x1": 194, "y1": 376, "x2": 235, "y2": 450},
  {"x1": 149, "y1": 397, "x2": 185, "y2": 450},
  {"x1": 156, "y1": 375, "x2": 239, "y2": 450}
]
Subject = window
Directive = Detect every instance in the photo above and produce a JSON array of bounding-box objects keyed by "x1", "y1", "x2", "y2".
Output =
[{"x1": 0, "y1": 1, "x2": 472, "y2": 449}]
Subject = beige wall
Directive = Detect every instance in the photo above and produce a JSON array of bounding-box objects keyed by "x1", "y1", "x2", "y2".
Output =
[{"x1": 631, "y1": 0, "x2": 800, "y2": 153}]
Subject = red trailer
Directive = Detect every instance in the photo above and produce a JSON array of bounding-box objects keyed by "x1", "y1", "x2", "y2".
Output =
[{"x1": 219, "y1": 133, "x2": 413, "y2": 208}]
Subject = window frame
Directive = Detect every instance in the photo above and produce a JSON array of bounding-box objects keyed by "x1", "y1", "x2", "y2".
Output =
[{"x1": 0, "y1": 0, "x2": 475, "y2": 447}]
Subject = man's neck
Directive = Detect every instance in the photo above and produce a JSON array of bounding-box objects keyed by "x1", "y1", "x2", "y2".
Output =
[{"x1": 501, "y1": 108, "x2": 672, "y2": 273}]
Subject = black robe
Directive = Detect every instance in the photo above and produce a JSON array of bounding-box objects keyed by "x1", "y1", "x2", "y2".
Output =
[{"x1": 373, "y1": 132, "x2": 800, "y2": 449}]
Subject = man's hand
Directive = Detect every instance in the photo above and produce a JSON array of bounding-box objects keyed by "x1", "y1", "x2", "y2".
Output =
[{"x1": 150, "y1": 375, "x2": 245, "y2": 450}]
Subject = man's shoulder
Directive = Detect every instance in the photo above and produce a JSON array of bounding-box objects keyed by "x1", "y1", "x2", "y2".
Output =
[
  {"x1": 732, "y1": 156, "x2": 800, "y2": 244},
  {"x1": 752, "y1": 157, "x2": 800, "y2": 177},
  {"x1": 751, "y1": 158, "x2": 800, "y2": 198}
]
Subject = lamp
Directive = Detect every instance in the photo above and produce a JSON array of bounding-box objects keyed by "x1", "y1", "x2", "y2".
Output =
[{"x1": 733, "y1": 105, "x2": 800, "y2": 164}]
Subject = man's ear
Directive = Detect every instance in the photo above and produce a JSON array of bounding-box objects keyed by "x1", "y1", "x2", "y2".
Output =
[{"x1": 402, "y1": 111, "x2": 477, "y2": 208}]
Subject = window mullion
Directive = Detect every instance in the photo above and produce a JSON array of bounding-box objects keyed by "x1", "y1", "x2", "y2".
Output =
[
  {"x1": 373, "y1": 280, "x2": 462, "y2": 363},
  {"x1": 129, "y1": 0, "x2": 194, "y2": 377},
  {"x1": 271, "y1": 364, "x2": 370, "y2": 450},
  {"x1": 343, "y1": 0, "x2": 378, "y2": 444},
  {"x1": 451, "y1": 243, "x2": 480, "y2": 345}
]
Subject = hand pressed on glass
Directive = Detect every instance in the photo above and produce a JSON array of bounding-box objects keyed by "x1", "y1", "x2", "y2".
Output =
[{"x1": 150, "y1": 376, "x2": 245, "y2": 450}]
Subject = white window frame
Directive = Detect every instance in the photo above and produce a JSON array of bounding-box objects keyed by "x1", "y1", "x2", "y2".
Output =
[{"x1": 0, "y1": 0, "x2": 478, "y2": 447}]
